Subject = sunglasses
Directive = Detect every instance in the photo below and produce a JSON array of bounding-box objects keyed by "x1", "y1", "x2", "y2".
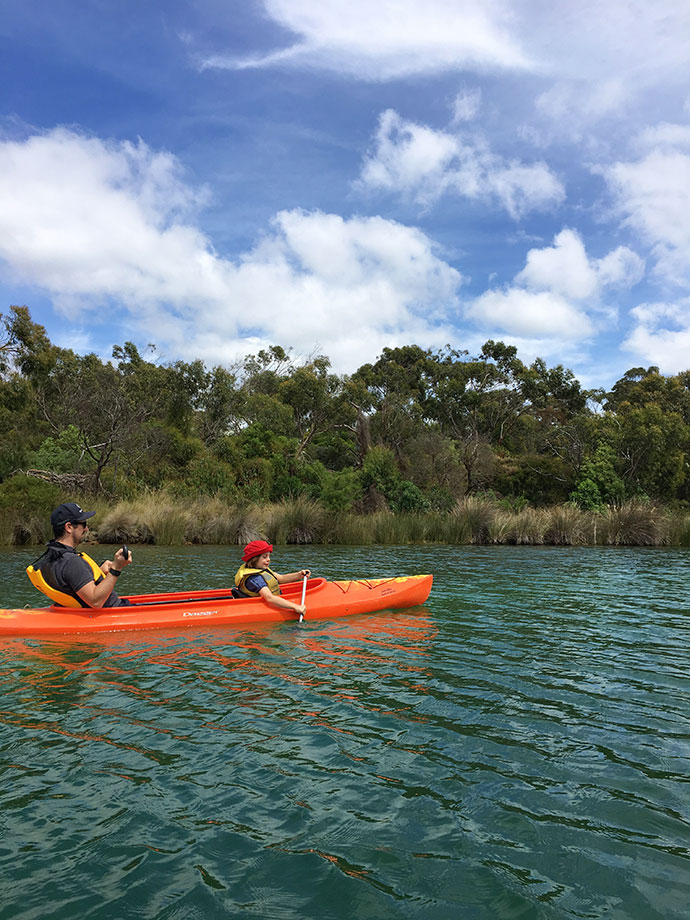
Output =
[{"x1": 70, "y1": 521, "x2": 88, "y2": 528}]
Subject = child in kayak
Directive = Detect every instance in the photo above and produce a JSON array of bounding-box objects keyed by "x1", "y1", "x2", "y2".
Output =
[{"x1": 234, "y1": 540, "x2": 309, "y2": 618}]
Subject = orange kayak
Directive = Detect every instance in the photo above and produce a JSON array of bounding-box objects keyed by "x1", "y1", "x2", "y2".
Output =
[{"x1": 0, "y1": 574, "x2": 433, "y2": 636}]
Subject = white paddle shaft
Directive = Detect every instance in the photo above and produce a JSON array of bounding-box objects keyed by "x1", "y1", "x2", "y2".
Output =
[{"x1": 299, "y1": 574, "x2": 307, "y2": 622}]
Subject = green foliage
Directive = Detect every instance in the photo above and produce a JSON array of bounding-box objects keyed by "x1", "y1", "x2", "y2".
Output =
[
  {"x1": 570, "y1": 444, "x2": 626, "y2": 509},
  {"x1": 309, "y1": 431, "x2": 358, "y2": 471},
  {"x1": 389, "y1": 480, "x2": 430, "y2": 513},
  {"x1": 0, "y1": 473, "x2": 61, "y2": 515},
  {"x1": 213, "y1": 435, "x2": 241, "y2": 465},
  {"x1": 0, "y1": 473, "x2": 62, "y2": 544},
  {"x1": 268, "y1": 454, "x2": 304, "y2": 502},
  {"x1": 569, "y1": 478, "x2": 604, "y2": 511},
  {"x1": 302, "y1": 461, "x2": 362, "y2": 512},
  {"x1": 401, "y1": 430, "x2": 466, "y2": 496},
  {"x1": 28, "y1": 425, "x2": 86, "y2": 474},
  {"x1": 182, "y1": 455, "x2": 237, "y2": 498},
  {"x1": 2, "y1": 306, "x2": 690, "y2": 518},
  {"x1": 604, "y1": 367, "x2": 690, "y2": 500},
  {"x1": 424, "y1": 485, "x2": 455, "y2": 512},
  {"x1": 494, "y1": 454, "x2": 574, "y2": 505},
  {"x1": 361, "y1": 446, "x2": 400, "y2": 501},
  {"x1": 0, "y1": 373, "x2": 45, "y2": 479},
  {"x1": 236, "y1": 457, "x2": 274, "y2": 503}
]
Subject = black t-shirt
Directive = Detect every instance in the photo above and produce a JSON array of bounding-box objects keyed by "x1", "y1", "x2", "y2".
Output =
[{"x1": 39, "y1": 542, "x2": 124, "y2": 608}]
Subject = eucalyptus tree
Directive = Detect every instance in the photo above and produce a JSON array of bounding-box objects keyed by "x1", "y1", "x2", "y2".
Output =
[
  {"x1": 278, "y1": 355, "x2": 351, "y2": 460},
  {"x1": 350, "y1": 345, "x2": 436, "y2": 461},
  {"x1": 424, "y1": 342, "x2": 528, "y2": 493},
  {"x1": 604, "y1": 367, "x2": 690, "y2": 500}
]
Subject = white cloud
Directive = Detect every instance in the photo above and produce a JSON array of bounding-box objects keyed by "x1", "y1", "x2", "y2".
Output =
[
  {"x1": 358, "y1": 109, "x2": 564, "y2": 218},
  {"x1": 595, "y1": 246, "x2": 646, "y2": 289},
  {"x1": 0, "y1": 128, "x2": 219, "y2": 306},
  {"x1": 451, "y1": 87, "x2": 482, "y2": 124},
  {"x1": 522, "y1": 1, "x2": 690, "y2": 87},
  {"x1": 467, "y1": 228, "x2": 643, "y2": 341},
  {"x1": 183, "y1": 209, "x2": 463, "y2": 371},
  {"x1": 468, "y1": 288, "x2": 591, "y2": 338},
  {"x1": 635, "y1": 122, "x2": 690, "y2": 152},
  {"x1": 358, "y1": 111, "x2": 460, "y2": 206},
  {"x1": 525, "y1": 3, "x2": 690, "y2": 134},
  {"x1": 202, "y1": 0, "x2": 531, "y2": 80},
  {"x1": 602, "y1": 129, "x2": 690, "y2": 287},
  {"x1": 623, "y1": 299, "x2": 690, "y2": 373},
  {"x1": 198, "y1": 0, "x2": 690, "y2": 129},
  {"x1": 535, "y1": 79, "x2": 630, "y2": 135},
  {"x1": 516, "y1": 229, "x2": 644, "y2": 299},
  {"x1": 0, "y1": 128, "x2": 462, "y2": 372}
]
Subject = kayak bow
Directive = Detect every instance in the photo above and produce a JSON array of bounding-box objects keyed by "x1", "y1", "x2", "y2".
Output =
[{"x1": 0, "y1": 574, "x2": 433, "y2": 636}]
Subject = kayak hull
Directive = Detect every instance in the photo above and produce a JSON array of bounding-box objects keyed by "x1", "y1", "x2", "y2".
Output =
[{"x1": 0, "y1": 575, "x2": 433, "y2": 636}]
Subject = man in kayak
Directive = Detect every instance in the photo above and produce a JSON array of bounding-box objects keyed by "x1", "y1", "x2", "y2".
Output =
[
  {"x1": 30, "y1": 502, "x2": 132, "y2": 608},
  {"x1": 235, "y1": 540, "x2": 309, "y2": 618}
]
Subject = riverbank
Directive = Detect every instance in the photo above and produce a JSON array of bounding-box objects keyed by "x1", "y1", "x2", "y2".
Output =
[{"x1": 3, "y1": 493, "x2": 689, "y2": 547}]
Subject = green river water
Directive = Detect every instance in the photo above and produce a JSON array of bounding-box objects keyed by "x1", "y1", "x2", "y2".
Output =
[{"x1": 0, "y1": 544, "x2": 688, "y2": 919}]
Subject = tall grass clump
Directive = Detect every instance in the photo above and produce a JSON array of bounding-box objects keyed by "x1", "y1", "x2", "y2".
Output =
[
  {"x1": 667, "y1": 509, "x2": 690, "y2": 546},
  {"x1": 369, "y1": 511, "x2": 433, "y2": 544},
  {"x1": 543, "y1": 504, "x2": 587, "y2": 545},
  {"x1": 486, "y1": 510, "x2": 514, "y2": 544},
  {"x1": 143, "y1": 497, "x2": 191, "y2": 545},
  {"x1": 265, "y1": 496, "x2": 330, "y2": 544},
  {"x1": 186, "y1": 499, "x2": 263, "y2": 545},
  {"x1": 98, "y1": 496, "x2": 191, "y2": 545},
  {"x1": 0, "y1": 508, "x2": 51, "y2": 545},
  {"x1": 449, "y1": 496, "x2": 496, "y2": 544},
  {"x1": 368, "y1": 512, "x2": 402, "y2": 544},
  {"x1": 326, "y1": 513, "x2": 376, "y2": 545},
  {"x1": 599, "y1": 499, "x2": 668, "y2": 546},
  {"x1": 97, "y1": 501, "x2": 153, "y2": 543},
  {"x1": 509, "y1": 507, "x2": 548, "y2": 545},
  {"x1": 439, "y1": 506, "x2": 471, "y2": 544}
]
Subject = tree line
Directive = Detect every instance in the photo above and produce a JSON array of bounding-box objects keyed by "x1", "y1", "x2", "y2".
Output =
[{"x1": 2, "y1": 305, "x2": 689, "y2": 514}]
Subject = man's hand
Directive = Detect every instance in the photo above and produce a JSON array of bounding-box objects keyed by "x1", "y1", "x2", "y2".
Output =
[{"x1": 112, "y1": 546, "x2": 133, "y2": 571}]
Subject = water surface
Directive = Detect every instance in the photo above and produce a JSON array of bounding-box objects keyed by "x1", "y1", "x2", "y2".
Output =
[{"x1": 1, "y1": 545, "x2": 688, "y2": 919}]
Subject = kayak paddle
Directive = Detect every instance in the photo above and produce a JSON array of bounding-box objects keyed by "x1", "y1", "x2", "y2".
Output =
[{"x1": 299, "y1": 574, "x2": 307, "y2": 622}]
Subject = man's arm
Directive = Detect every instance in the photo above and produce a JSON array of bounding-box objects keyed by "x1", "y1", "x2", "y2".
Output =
[
  {"x1": 76, "y1": 570, "x2": 122, "y2": 609},
  {"x1": 76, "y1": 547, "x2": 132, "y2": 609}
]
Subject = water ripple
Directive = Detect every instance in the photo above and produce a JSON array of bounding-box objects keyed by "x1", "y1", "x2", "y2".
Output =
[{"x1": 1, "y1": 545, "x2": 689, "y2": 919}]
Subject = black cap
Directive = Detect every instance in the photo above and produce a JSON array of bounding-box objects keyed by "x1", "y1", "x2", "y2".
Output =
[{"x1": 50, "y1": 502, "x2": 96, "y2": 529}]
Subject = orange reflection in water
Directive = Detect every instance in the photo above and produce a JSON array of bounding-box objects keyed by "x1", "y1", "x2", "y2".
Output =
[
  {"x1": 1, "y1": 608, "x2": 434, "y2": 665},
  {"x1": 0, "y1": 609, "x2": 436, "y2": 736}
]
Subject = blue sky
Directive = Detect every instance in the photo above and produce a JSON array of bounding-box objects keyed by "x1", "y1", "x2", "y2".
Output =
[{"x1": 1, "y1": 1, "x2": 689, "y2": 387}]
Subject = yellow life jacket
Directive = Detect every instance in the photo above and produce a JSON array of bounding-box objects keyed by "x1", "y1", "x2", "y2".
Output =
[
  {"x1": 234, "y1": 564, "x2": 281, "y2": 598},
  {"x1": 26, "y1": 549, "x2": 105, "y2": 608}
]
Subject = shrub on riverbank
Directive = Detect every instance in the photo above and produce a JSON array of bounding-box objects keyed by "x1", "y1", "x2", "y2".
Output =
[
  {"x1": 97, "y1": 495, "x2": 264, "y2": 546},
  {"x1": 2, "y1": 490, "x2": 689, "y2": 547},
  {"x1": 598, "y1": 499, "x2": 668, "y2": 546},
  {"x1": 265, "y1": 496, "x2": 330, "y2": 545},
  {"x1": 668, "y1": 510, "x2": 690, "y2": 547},
  {"x1": 0, "y1": 474, "x2": 62, "y2": 545}
]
